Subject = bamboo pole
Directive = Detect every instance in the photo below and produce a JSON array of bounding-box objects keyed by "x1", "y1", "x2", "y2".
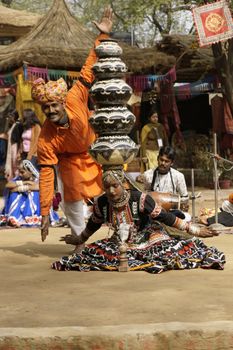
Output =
[
  {"x1": 213, "y1": 133, "x2": 218, "y2": 224},
  {"x1": 191, "y1": 168, "x2": 196, "y2": 222}
]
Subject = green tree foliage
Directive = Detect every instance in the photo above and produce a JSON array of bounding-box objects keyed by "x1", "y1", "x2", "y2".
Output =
[
  {"x1": 1, "y1": 0, "x2": 51, "y2": 12},
  {"x1": 72, "y1": 0, "x2": 194, "y2": 45},
  {"x1": 2, "y1": 0, "x2": 194, "y2": 45}
]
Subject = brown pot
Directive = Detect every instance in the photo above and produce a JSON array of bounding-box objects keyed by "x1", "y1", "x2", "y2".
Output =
[{"x1": 219, "y1": 179, "x2": 231, "y2": 189}]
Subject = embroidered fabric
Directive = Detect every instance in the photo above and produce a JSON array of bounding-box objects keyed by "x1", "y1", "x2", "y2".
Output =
[{"x1": 110, "y1": 189, "x2": 130, "y2": 208}]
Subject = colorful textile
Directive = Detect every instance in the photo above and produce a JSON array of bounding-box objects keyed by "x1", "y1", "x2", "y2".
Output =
[
  {"x1": 211, "y1": 95, "x2": 233, "y2": 136},
  {"x1": 52, "y1": 228, "x2": 225, "y2": 273},
  {"x1": 159, "y1": 68, "x2": 182, "y2": 139},
  {"x1": 223, "y1": 99, "x2": 233, "y2": 134},
  {"x1": 15, "y1": 74, "x2": 46, "y2": 125},
  {"x1": 25, "y1": 66, "x2": 48, "y2": 82},
  {"x1": 52, "y1": 190, "x2": 225, "y2": 273},
  {"x1": 0, "y1": 177, "x2": 59, "y2": 227},
  {"x1": 24, "y1": 66, "x2": 80, "y2": 85},
  {"x1": 193, "y1": 0, "x2": 233, "y2": 47},
  {"x1": 31, "y1": 77, "x2": 68, "y2": 105},
  {"x1": 0, "y1": 190, "x2": 41, "y2": 227}
]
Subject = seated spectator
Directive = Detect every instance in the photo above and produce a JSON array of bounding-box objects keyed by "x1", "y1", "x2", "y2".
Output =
[
  {"x1": 0, "y1": 160, "x2": 59, "y2": 227},
  {"x1": 137, "y1": 146, "x2": 190, "y2": 221},
  {"x1": 199, "y1": 193, "x2": 233, "y2": 227}
]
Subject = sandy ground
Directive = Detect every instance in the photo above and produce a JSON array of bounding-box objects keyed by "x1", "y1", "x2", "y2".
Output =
[{"x1": 0, "y1": 187, "x2": 233, "y2": 328}]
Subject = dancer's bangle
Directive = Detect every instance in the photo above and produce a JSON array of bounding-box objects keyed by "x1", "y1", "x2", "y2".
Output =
[
  {"x1": 187, "y1": 223, "x2": 201, "y2": 236},
  {"x1": 17, "y1": 185, "x2": 29, "y2": 192}
]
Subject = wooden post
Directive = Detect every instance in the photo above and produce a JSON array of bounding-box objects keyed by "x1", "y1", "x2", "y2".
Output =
[
  {"x1": 191, "y1": 168, "x2": 195, "y2": 222},
  {"x1": 213, "y1": 133, "x2": 218, "y2": 224}
]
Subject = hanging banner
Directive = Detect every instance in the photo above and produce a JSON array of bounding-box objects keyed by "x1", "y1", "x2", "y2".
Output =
[
  {"x1": 24, "y1": 66, "x2": 80, "y2": 86},
  {"x1": 126, "y1": 75, "x2": 160, "y2": 91},
  {"x1": 24, "y1": 66, "x2": 48, "y2": 81},
  {"x1": 193, "y1": 0, "x2": 233, "y2": 47}
]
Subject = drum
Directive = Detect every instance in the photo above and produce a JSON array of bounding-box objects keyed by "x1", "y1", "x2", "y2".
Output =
[{"x1": 148, "y1": 191, "x2": 180, "y2": 211}]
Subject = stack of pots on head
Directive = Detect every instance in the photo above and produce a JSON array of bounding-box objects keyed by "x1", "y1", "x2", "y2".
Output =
[{"x1": 89, "y1": 39, "x2": 139, "y2": 171}]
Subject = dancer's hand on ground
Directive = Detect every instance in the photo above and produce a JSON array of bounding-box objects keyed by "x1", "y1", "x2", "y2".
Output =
[
  {"x1": 197, "y1": 226, "x2": 219, "y2": 238},
  {"x1": 60, "y1": 234, "x2": 82, "y2": 245},
  {"x1": 41, "y1": 215, "x2": 50, "y2": 242},
  {"x1": 92, "y1": 6, "x2": 113, "y2": 34}
]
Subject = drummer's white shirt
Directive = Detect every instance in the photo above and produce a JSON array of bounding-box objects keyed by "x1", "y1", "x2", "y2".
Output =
[{"x1": 143, "y1": 167, "x2": 189, "y2": 202}]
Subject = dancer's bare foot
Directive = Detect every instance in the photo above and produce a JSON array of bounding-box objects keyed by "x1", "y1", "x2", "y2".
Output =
[{"x1": 199, "y1": 215, "x2": 208, "y2": 225}]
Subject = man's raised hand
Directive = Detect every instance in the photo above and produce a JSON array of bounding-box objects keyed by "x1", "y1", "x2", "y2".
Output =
[{"x1": 92, "y1": 6, "x2": 113, "y2": 34}]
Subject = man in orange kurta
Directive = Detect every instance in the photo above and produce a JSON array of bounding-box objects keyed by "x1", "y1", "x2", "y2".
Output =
[{"x1": 31, "y1": 7, "x2": 113, "y2": 242}]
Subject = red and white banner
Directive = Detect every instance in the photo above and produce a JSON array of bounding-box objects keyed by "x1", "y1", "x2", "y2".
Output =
[{"x1": 193, "y1": 0, "x2": 233, "y2": 47}]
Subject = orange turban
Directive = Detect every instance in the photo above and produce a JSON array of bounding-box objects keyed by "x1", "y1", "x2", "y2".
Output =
[
  {"x1": 229, "y1": 193, "x2": 233, "y2": 204},
  {"x1": 31, "y1": 77, "x2": 68, "y2": 105}
]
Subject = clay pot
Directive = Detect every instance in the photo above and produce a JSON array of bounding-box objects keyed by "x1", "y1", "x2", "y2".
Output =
[
  {"x1": 92, "y1": 57, "x2": 127, "y2": 80},
  {"x1": 219, "y1": 179, "x2": 231, "y2": 189},
  {"x1": 95, "y1": 39, "x2": 123, "y2": 58},
  {"x1": 89, "y1": 135, "x2": 139, "y2": 166},
  {"x1": 149, "y1": 192, "x2": 180, "y2": 211},
  {"x1": 90, "y1": 79, "x2": 132, "y2": 107},
  {"x1": 89, "y1": 106, "x2": 136, "y2": 135}
]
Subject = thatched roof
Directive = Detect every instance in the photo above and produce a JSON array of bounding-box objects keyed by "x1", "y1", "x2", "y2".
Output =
[
  {"x1": 122, "y1": 46, "x2": 175, "y2": 75},
  {"x1": 0, "y1": 2, "x2": 218, "y2": 82},
  {"x1": 0, "y1": 0, "x2": 95, "y2": 72},
  {"x1": 0, "y1": 0, "x2": 176, "y2": 75},
  {"x1": 156, "y1": 34, "x2": 215, "y2": 82},
  {"x1": 0, "y1": 5, "x2": 40, "y2": 37}
]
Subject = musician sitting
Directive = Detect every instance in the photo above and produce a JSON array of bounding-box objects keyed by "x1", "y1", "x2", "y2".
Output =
[{"x1": 137, "y1": 146, "x2": 190, "y2": 221}]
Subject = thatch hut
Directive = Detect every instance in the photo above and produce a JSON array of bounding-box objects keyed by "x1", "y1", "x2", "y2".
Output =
[
  {"x1": 0, "y1": 0, "x2": 95, "y2": 72},
  {"x1": 156, "y1": 34, "x2": 215, "y2": 82},
  {"x1": 0, "y1": 1, "x2": 216, "y2": 81},
  {"x1": 0, "y1": 0, "x2": 175, "y2": 75},
  {"x1": 0, "y1": 5, "x2": 40, "y2": 43}
]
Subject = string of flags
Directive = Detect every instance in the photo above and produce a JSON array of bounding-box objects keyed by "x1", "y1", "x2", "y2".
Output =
[{"x1": 0, "y1": 64, "x2": 220, "y2": 99}]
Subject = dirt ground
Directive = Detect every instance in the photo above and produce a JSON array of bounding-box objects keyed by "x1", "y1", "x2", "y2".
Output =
[{"x1": 0, "y1": 187, "x2": 233, "y2": 328}]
